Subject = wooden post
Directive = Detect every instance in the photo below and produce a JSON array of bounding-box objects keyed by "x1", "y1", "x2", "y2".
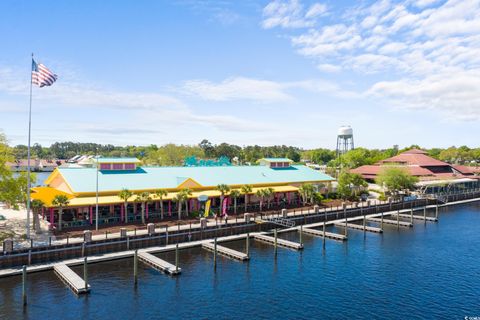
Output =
[
  {"x1": 22, "y1": 265, "x2": 27, "y2": 306},
  {"x1": 299, "y1": 225, "x2": 303, "y2": 245},
  {"x1": 397, "y1": 209, "x2": 400, "y2": 230},
  {"x1": 134, "y1": 250, "x2": 138, "y2": 285},
  {"x1": 84, "y1": 257, "x2": 88, "y2": 291},
  {"x1": 246, "y1": 233, "x2": 250, "y2": 258},
  {"x1": 410, "y1": 208, "x2": 413, "y2": 224},
  {"x1": 363, "y1": 213, "x2": 366, "y2": 234},
  {"x1": 381, "y1": 211, "x2": 384, "y2": 229},
  {"x1": 424, "y1": 207, "x2": 426, "y2": 225},
  {"x1": 214, "y1": 237, "x2": 217, "y2": 270},
  {"x1": 28, "y1": 250, "x2": 31, "y2": 265},
  {"x1": 166, "y1": 229, "x2": 169, "y2": 245},
  {"x1": 105, "y1": 231, "x2": 108, "y2": 239},
  {"x1": 274, "y1": 228, "x2": 278, "y2": 255},
  {"x1": 127, "y1": 236, "x2": 130, "y2": 250},
  {"x1": 322, "y1": 221, "x2": 326, "y2": 248},
  {"x1": 435, "y1": 205, "x2": 439, "y2": 220},
  {"x1": 66, "y1": 235, "x2": 69, "y2": 245},
  {"x1": 175, "y1": 243, "x2": 179, "y2": 272}
]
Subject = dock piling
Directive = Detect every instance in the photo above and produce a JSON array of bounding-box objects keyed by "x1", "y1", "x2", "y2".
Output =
[
  {"x1": 323, "y1": 221, "x2": 326, "y2": 248},
  {"x1": 175, "y1": 243, "x2": 179, "y2": 273},
  {"x1": 424, "y1": 207, "x2": 427, "y2": 225},
  {"x1": 127, "y1": 236, "x2": 130, "y2": 250},
  {"x1": 381, "y1": 211, "x2": 384, "y2": 229},
  {"x1": 83, "y1": 257, "x2": 88, "y2": 292},
  {"x1": 363, "y1": 213, "x2": 366, "y2": 234},
  {"x1": 410, "y1": 209, "x2": 413, "y2": 224},
  {"x1": 214, "y1": 238, "x2": 217, "y2": 270},
  {"x1": 28, "y1": 250, "x2": 31, "y2": 265},
  {"x1": 134, "y1": 250, "x2": 138, "y2": 285},
  {"x1": 397, "y1": 210, "x2": 400, "y2": 230},
  {"x1": 22, "y1": 265, "x2": 27, "y2": 306},
  {"x1": 299, "y1": 225, "x2": 303, "y2": 245},
  {"x1": 274, "y1": 229, "x2": 278, "y2": 255},
  {"x1": 435, "y1": 205, "x2": 439, "y2": 220},
  {"x1": 246, "y1": 233, "x2": 250, "y2": 258}
]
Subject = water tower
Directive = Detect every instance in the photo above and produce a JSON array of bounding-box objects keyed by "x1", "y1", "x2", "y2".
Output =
[{"x1": 336, "y1": 125, "x2": 354, "y2": 158}]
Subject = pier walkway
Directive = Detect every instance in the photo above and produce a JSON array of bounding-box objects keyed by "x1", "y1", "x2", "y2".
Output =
[
  {"x1": 367, "y1": 217, "x2": 413, "y2": 228},
  {"x1": 390, "y1": 213, "x2": 438, "y2": 222},
  {"x1": 137, "y1": 251, "x2": 180, "y2": 275},
  {"x1": 253, "y1": 234, "x2": 303, "y2": 250},
  {"x1": 202, "y1": 242, "x2": 249, "y2": 261},
  {"x1": 53, "y1": 263, "x2": 90, "y2": 294},
  {"x1": 301, "y1": 228, "x2": 347, "y2": 241},
  {"x1": 334, "y1": 223, "x2": 383, "y2": 233}
]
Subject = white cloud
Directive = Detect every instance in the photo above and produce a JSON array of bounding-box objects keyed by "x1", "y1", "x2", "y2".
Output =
[
  {"x1": 262, "y1": 0, "x2": 327, "y2": 29},
  {"x1": 264, "y1": 0, "x2": 480, "y2": 121}
]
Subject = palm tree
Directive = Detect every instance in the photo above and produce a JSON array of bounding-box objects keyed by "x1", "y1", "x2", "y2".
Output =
[
  {"x1": 256, "y1": 189, "x2": 266, "y2": 212},
  {"x1": 298, "y1": 183, "x2": 314, "y2": 205},
  {"x1": 31, "y1": 199, "x2": 44, "y2": 234},
  {"x1": 230, "y1": 189, "x2": 241, "y2": 215},
  {"x1": 52, "y1": 194, "x2": 70, "y2": 232},
  {"x1": 154, "y1": 189, "x2": 168, "y2": 219},
  {"x1": 135, "y1": 192, "x2": 151, "y2": 224},
  {"x1": 118, "y1": 188, "x2": 133, "y2": 223},
  {"x1": 264, "y1": 188, "x2": 275, "y2": 208},
  {"x1": 216, "y1": 184, "x2": 231, "y2": 211},
  {"x1": 173, "y1": 192, "x2": 187, "y2": 221},
  {"x1": 241, "y1": 185, "x2": 253, "y2": 212},
  {"x1": 180, "y1": 188, "x2": 192, "y2": 218}
]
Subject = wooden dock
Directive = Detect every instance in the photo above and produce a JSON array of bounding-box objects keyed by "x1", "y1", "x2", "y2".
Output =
[
  {"x1": 253, "y1": 234, "x2": 304, "y2": 250},
  {"x1": 367, "y1": 217, "x2": 413, "y2": 228},
  {"x1": 334, "y1": 223, "x2": 383, "y2": 233},
  {"x1": 301, "y1": 228, "x2": 347, "y2": 241},
  {"x1": 202, "y1": 242, "x2": 249, "y2": 261},
  {"x1": 53, "y1": 264, "x2": 90, "y2": 294},
  {"x1": 137, "y1": 251, "x2": 181, "y2": 275},
  {"x1": 390, "y1": 213, "x2": 438, "y2": 222}
]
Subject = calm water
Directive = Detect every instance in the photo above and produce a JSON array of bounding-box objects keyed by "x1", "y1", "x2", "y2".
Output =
[{"x1": 0, "y1": 203, "x2": 479, "y2": 320}]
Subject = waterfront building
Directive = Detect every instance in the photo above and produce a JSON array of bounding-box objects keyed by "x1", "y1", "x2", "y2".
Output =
[
  {"x1": 31, "y1": 157, "x2": 334, "y2": 229},
  {"x1": 350, "y1": 149, "x2": 480, "y2": 192}
]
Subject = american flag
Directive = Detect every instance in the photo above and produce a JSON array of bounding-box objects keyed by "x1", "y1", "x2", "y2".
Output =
[{"x1": 31, "y1": 59, "x2": 57, "y2": 87}]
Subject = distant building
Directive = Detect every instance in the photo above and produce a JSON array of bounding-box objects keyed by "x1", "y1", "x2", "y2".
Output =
[
  {"x1": 350, "y1": 148, "x2": 480, "y2": 190},
  {"x1": 7, "y1": 159, "x2": 64, "y2": 172}
]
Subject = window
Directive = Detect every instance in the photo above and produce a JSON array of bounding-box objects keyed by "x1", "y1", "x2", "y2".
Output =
[
  {"x1": 100, "y1": 163, "x2": 111, "y2": 170},
  {"x1": 113, "y1": 163, "x2": 123, "y2": 170},
  {"x1": 125, "y1": 163, "x2": 135, "y2": 170}
]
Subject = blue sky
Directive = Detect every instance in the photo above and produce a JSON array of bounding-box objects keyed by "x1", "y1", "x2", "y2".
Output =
[{"x1": 1, "y1": 0, "x2": 479, "y2": 149}]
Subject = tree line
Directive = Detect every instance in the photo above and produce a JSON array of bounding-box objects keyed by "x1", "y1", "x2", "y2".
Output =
[{"x1": 8, "y1": 138, "x2": 480, "y2": 168}]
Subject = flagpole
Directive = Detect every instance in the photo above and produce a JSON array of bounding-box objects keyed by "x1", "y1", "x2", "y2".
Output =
[{"x1": 26, "y1": 53, "x2": 33, "y2": 239}]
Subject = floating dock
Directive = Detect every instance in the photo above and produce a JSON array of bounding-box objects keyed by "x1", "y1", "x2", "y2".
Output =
[
  {"x1": 202, "y1": 242, "x2": 249, "y2": 261},
  {"x1": 53, "y1": 263, "x2": 90, "y2": 294},
  {"x1": 367, "y1": 217, "x2": 413, "y2": 228},
  {"x1": 301, "y1": 228, "x2": 347, "y2": 241},
  {"x1": 137, "y1": 251, "x2": 181, "y2": 275},
  {"x1": 334, "y1": 223, "x2": 383, "y2": 233},
  {"x1": 253, "y1": 234, "x2": 304, "y2": 250},
  {"x1": 390, "y1": 213, "x2": 438, "y2": 222}
]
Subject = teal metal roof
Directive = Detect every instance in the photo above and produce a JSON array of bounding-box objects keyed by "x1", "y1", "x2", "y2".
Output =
[
  {"x1": 260, "y1": 158, "x2": 293, "y2": 162},
  {"x1": 56, "y1": 165, "x2": 334, "y2": 193},
  {"x1": 95, "y1": 157, "x2": 141, "y2": 163}
]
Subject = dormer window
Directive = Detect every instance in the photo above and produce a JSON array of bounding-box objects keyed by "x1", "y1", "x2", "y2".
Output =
[
  {"x1": 95, "y1": 158, "x2": 141, "y2": 171},
  {"x1": 258, "y1": 158, "x2": 293, "y2": 168}
]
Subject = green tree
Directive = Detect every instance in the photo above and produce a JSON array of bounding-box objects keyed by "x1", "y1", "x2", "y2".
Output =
[
  {"x1": 256, "y1": 189, "x2": 266, "y2": 212},
  {"x1": 135, "y1": 192, "x2": 151, "y2": 224},
  {"x1": 264, "y1": 187, "x2": 275, "y2": 208},
  {"x1": 118, "y1": 188, "x2": 133, "y2": 223},
  {"x1": 31, "y1": 199, "x2": 44, "y2": 234},
  {"x1": 298, "y1": 183, "x2": 314, "y2": 205},
  {"x1": 52, "y1": 194, "x2": 70, "y2": 231},
  {"x1": 337, "y1": 172, "x2": 367, "y2": 200},
  {"x1": 375, "y1": 167, "x2": 418, "y2": 199},
  {"x1": 241, "y1": 185, "x2": 253, "y2": 212},
  {"x1": 216, "y1": 184, "x2": 231, "y2": 210},
  {"x1": 173, "y1": 191, "x2": 187, "y2": 221},
  {"x1": 180, "y1": 188, "x2": 192, "y2": 217},
  {"x1": 154, "y1": 189, "x2": 168, "y2": 219},
  {"x1": 230, "y1": 189, "x2": 241, "y2": 215}
]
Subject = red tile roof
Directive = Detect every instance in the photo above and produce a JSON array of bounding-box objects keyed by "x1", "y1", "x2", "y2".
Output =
[
  {"x1": 402, "y1": 148, "x2": 428, "y2": 155},
  {"x1": 453, "y1": 165, "x2": 480, "y2": 175},
  {"x1": 378, "y1": 153, "x2": 449, "y2": 167},
  {"x1": 351, "y1": 165, "x2": 434, "y2": 177}
]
